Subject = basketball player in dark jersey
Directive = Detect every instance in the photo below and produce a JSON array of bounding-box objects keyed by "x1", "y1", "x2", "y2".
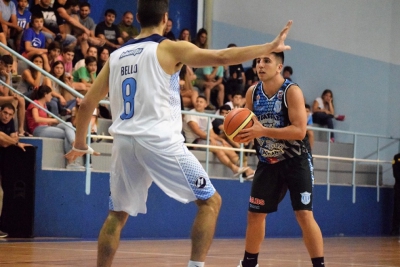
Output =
[{"x1": 236, "y1": 52, "x2": 325, "y2": 267}]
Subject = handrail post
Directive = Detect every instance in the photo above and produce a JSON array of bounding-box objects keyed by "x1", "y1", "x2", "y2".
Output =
[
  {"x1": 352, "y1": 134, "x2": 357, "y2": 203},
  {"x1": 205, "y1": 117, "x2": 210, "y2": 174},
  {"x1": 376, "y1": 137, "x2": 380, "y2": 202},
  {"x1": 85, "y1": 125, "x2": 92, "y2": 195},
  {"x1": 239, "y1": 143, "x2": 244, "y2": 183},
  {"x1": 326, "y1": 129, "x2": 331, "y2": 201}
]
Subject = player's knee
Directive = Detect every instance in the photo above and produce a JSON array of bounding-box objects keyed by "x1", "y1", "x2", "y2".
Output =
[
  {"x1": 200, "y1": 192, "x2": 222, "y2": 214},
  {"x1": 247, "y1": 211, "x2": 266, "y2": 224},
  {"x1": 105, "y1": 211, "x2": 129, "y2": 231},
  {"x1": 294, "y1": 210, "x2": 313, "y2": 223}
]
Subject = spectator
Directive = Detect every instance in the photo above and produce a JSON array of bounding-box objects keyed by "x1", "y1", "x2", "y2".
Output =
[
  {"x1": 183, "y1": 96, "x2": 254, "y2": 178},
  {"x1": 283, "y1": 65, "x2": 293, "y2": 81},
  {"x1": 224, "y1": 43, "x2": 246, "y2": 100},
  {"x1": 44, "y1": 60, "x2": 78, "y2": 112},
  {"x1": 30, "y1": 0, "x2": 76, "y2": 48},
  {"x1": 74, "y1": 45, "x2": 96, "y2": 71},
  {"x1": 305, "y1": 103, "x2": 314, "y2": 150},
  {"x1": 163, "y1": 18, "x2": 175, "y2": 40},
  {"x1": 0, "y1": 55, "x2": 27, "y2": 136},
  {"x1": 194, "y1": 65, "x2": 225, "y2": 110},
  {"x1": 47, "y1": 40, "x2": 62, "y2": 67},
  {"x1": 70, "y1": 96, "x2": 97, "y2": 139},
  {"x1": 96, "y1": 46, "x2": 109, "y2": 75},
  {"x1": 179, "y1": 64, "x2": 198, "y2": 109},
  {"x1": 118, "y1": 11, "x2": 138, "y2": 43},
  {"x1": 16, "y1": 54, "x2": 50, "y2": 95},
  {"x1": 312, "y1": 89, "x2": 345, "y2": 143},
  {"x1": 19, "y1": 11, "x2": 50, "y2": 71},
  {"x1": 25, "y1": 84, "x2": 84, "y2": 170},
  {"x1": 0, "y1": 21, "x2": 8, "y2": 55},
  {"x1": 244, "y1": 58, "x2": 259, "y2": 91},
  {"x1": 95, "y1": 9, "x2": 123, "y2": 52},
  {"x1": 72, "y1": 55, "x2": 97, "y2": 93},
  {"x1": 0, "y1": 0, "x2": 23, "y2": 38},
  {"x1": 11, "y1": 0, "x2": 31, "y2": 52},
  {"x1": 60, "y1": 46, "x2": 75, "y2": 75},
  {"x1": 0, "y1": 102, "x2": 32, "y2": 238},
  {"x1": 178, "y1": 28, "x2": 191, "y2": 42},
  {"x1": 193, "y1": 28, "x2": 207, "y2": 49}
]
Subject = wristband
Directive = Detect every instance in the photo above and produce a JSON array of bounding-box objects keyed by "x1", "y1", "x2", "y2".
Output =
[{"x1": 72, "y1": 146, "x2": 94, "y2": 154}]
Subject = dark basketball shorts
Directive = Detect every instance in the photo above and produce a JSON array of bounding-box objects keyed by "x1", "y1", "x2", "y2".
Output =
[{"x1": 248, "y1": 154, "x2": 314, "y2": 213}]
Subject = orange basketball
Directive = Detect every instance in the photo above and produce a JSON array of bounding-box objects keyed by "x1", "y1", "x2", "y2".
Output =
[{"x1": 223, "y1": 108, "x2": 254, "y2": 143}]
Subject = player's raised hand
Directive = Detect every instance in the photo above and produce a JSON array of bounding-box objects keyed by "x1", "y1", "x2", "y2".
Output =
[{"x1": 270, "y1": 20, "x2": 293, "y2": 53}]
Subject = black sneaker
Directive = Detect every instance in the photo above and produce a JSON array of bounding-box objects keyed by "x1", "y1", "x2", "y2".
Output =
[{"x1": 0, "y1": 230, "x2": 8, "y2": 238}]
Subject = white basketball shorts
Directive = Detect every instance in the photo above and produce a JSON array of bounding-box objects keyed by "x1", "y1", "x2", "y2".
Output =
[{"x1": 109, "y1": 135, "x2": 216, "y2": 216}]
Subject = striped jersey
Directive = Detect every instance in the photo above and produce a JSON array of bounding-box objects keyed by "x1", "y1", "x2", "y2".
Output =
[
  {"x1": 108, "y1": 34, "x2": 184, "y2": 155},
  {"x1": 252, "y1": 79, "x2": 310, "y2": 164}
]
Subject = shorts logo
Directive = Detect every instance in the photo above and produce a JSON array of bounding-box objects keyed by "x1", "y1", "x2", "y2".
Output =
[
  {"x1": 195, "y1": 177, "x2": 206, "y2": 188},
  {"x1": 119, "y1": 48, "x2": 143, "y2": 59},
  {"x1": 249, "y1": 196, "x2": 265, "y2": 206},
  {"x1": 300, "y1": 191, "x2": 311, "y2": 205}
]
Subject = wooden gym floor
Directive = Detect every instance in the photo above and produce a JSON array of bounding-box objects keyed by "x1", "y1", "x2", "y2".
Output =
[{"x1": 0, "y1": 237, "x2": 399, "y2": 266}]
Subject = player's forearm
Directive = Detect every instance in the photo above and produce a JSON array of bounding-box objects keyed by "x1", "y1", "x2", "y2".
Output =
[
  {"x1": 262, "y1": 125, "x2": 306, "y2": 141},
  {"x1": 216, "y1": 43, "x2": 276, "y2": 65}
]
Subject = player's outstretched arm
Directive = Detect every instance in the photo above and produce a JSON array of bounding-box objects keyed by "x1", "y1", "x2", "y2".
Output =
[{"x1": 165, "y1": 20, "x2": 293, "y2": 69}]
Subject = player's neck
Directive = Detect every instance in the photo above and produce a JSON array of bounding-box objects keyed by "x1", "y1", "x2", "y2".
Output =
[
  {"x1": 261, "y1": 76, "x2": 285, "y2": 96},
  {"x1": 136, "y1": 26, "x2": 164, "y2": 39}
]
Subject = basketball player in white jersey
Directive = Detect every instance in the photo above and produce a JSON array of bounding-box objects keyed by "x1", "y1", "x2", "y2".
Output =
[{"x1": 65, "y1": 1, "x2": 292, "y2": 266}]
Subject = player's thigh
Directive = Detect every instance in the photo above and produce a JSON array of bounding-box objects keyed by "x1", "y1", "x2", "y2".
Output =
[
  {"x1": 249, "y1": 162, "x2": 286, "y2": 213},
  {"x1": 136, "y1": 142, "x2": 215, "y2": 203},
  {"x1": 286, "y1": 155, "x2": 314, "y2": 211}
]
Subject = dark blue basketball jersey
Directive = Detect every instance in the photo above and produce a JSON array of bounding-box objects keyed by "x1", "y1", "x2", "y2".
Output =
[{"x1": 252, "y1": 79, "x2": 310, "y2": 164}]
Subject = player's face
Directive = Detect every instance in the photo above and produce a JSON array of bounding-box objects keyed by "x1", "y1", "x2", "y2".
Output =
[
  {"x1": 88, "y1": 47, "x2": 97, "y2": 58},
  {"x1": 80, "y1": 6, "x2": 90, "y2": 18},
  {"x1": 32, "y1": 57, "x2": 44, "y2": 68},
  {"x1": 0, "y1": 107, "x2": 14, "y2": 124},
  {"x1": 53, "y1": 63, "x2": 64, "y2": 77},
  {"x1": 123, "y1": 13, "x2": 133, "y2": 25},
  {"x1": 256, "y1": 54, "x2": 281, "y2": 81},
  {"x1": 86, "y1": 62, "x2": 97, "y2": 73},
  {"x1": 195, "y1": 98, "x2": 207, "y2": 112},
  {"x1": 17, "y1": 0, "x2": 28, "y2": 9}
]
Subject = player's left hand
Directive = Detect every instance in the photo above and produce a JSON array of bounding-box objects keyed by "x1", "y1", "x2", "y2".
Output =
[
  {"x1": 236, "y1": 116, "x2": 264, "y2": 143},
  {"x1": 65, "y1": 145, "x2": 100, "y2": 161}
]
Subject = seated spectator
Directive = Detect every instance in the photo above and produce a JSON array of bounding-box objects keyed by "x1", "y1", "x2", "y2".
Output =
[
  {"x1": 183, "y1": 96, "x2": 254, "y2": 178},
  {"x1": 244, "y1": 58, "x2": 259, "y2": 91},
  {"x1": 193, "y1": 28, "x2": 208, "y2": 49},
  {"x1": 61, "y1": 46, "x2": 75, "y2": 75},
  {"x1": 0, "y1": 24, "x2": 8, "y2": 55},
  {"x1": 178, "y1": 28, "x2": 191, "y2": 42},
  {"x1": 95, "y1": 9, "x2": 123, "y2": 53},
  {"x1": 30, "y1": 0, "x2": 76, "y2": 48},
  {"x1": 312, "y1": 89, "x2": 345, "y2": 143},
  {"x1": 74, "y1": 45, "x2": 96, "y2": 71},
  {"x1": 0, "y1": 0, "x2": 23, "y2": 42},
  {"x1": 194, "y1": 65, "x2": 225, "y2": 110},
  {"x1": 16, "y1": 54, "x2": 50, "y2": 95},
  {"x1": 224, "y1": 43, "x2": 246, "y2": 101},
  {"x1": 305, "y1": 104, "x2": 314, "y2": 150},
  {"x1": 96, "y1": 46, "x2": 109, "y2": 75},
  {"x1": 11, "y1": 0, "x2": 31, "y2": 52},
  {"x1": 47, "y1": 41, "x2": 62, "y2": 67},
  {"x1": 72, "y1": 56, "x2": 97, "y2": 93},
  {"x1": 25, "y1": 85, "x2": 84, "y2": 170},
  {"x1": 118, "y1": 11, "x2": 138, "y2": 43},
  {"x1": 19, "y1": 12, "x2": 50, "y2": 71},
  {"x1": 179, "y1": 64, "x2": 198, "y2": 109},
  {"x1": 0, "y1": 55, "x2": 26, "y2": 136},
  {"x1": 0, "y1": 103, "x2": 32, "y2": 238},
  {"x1": 163, "y1": 18, "x2": 175, "y2": 41},
  {"x1": 283, "y1": 65, "x2": 293, "y2": 81},
  {"x1": 219, "y1": 90, "x2": 245, "y2": 114},
  {"x1": 44, "y1": 60, "x2": 79, "y2": 113}
]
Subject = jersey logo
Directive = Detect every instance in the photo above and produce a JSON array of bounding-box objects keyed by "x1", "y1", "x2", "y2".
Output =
[
  {"x1": 119, "y1": 48, "x2": 144, "y2": 59},
  {"x1": 300, "y1": 191, "x2": 311, "y2": 205},
  {"x1": 195, "y1": 176, "x2": 207, "y2": 188}
]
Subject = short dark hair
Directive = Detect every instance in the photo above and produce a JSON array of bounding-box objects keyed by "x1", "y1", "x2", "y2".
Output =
[
  {"x1": 1, "y1": 103, "x2": 15, "y2": 113},
  {"x1": 48, "y1": 41, "x2": 61, "y2": 52},
  {"x1": 62, "y1": 46, "x2": 75, "y2": 54},
  {"x1": 252, "y1": 58, "x2": 257, "y2": 68},
  {"x1": 65, "y1": 0, "x2": 79, "y2": 9},
  {"x1": 283, "y1": 66, "x2": 293, "y2": 75},
  {"x1": 123, "y1": 11, "x2": 133, "y2": 17},
  {"x1": 305, "y1": 104, "x2": 311, "y2": 109},
  {"x1": 227, "y1": 43, "x2": 237, "y2": 48},
  {"x1": 197, "y1": 95, "x2": 207, "y2": 102},
  {"x1": 272, "y1": 52, "x2": 284, "y2": 64},
  {"x1": 104, "y1": 9, "x2": 116, "y2": 17},
  {"x1": 137, "y1": 0, "x2": 169, "y2": 28},
  {"x1": 232, "y1": 90, "x2": 242, "y2": 98},
  {"x1": 85, "y1": 56, "x2": 97, "y2": 66},
  {"x1": 0, "y1": 55, "x2": 13, "y2": 65},
  {"x1": 219, "y1": 104, "x2": 231, "y2": 113},
  {"x1": 79, "y1": 2, "x2": 90, "y2": 8},
  {"x1": 31, "y1": 11, "x2": 44, "y2": 22}
]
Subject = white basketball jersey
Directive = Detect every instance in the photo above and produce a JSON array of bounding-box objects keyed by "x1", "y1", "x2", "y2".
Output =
[{"x1": 108, "y1": 35, "x2": 184, "y2": 155}]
